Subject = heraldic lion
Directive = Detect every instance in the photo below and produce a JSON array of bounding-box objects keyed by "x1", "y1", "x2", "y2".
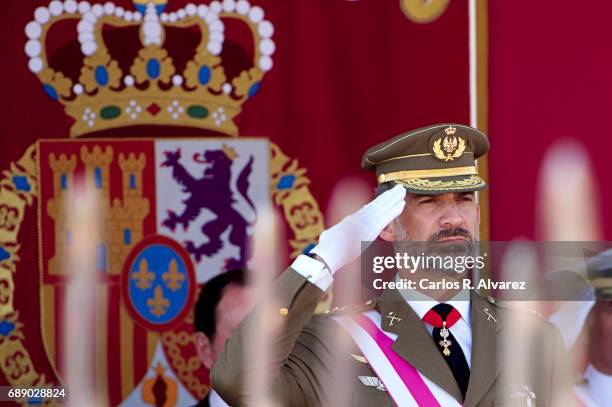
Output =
[{"x1": 160, "y1": 146, "x2": 256, "y2": 269}]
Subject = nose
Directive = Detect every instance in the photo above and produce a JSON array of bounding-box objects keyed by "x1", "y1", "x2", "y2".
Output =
[{"x1": 439, "y1": 201, "x2": 464, "y2": 229}]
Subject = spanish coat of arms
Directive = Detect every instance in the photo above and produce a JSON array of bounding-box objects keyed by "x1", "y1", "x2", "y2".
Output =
[{"x1": 0, "y1": 0, "x2": 325, "y2": 405}]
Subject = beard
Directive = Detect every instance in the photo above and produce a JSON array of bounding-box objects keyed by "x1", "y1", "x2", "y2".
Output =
[
  {"x1": 426, "y1": 228, "x2": 475, "y2": 257},
  {"x1": 393, "y1": 220, "x2": 479, "y2": 276}
]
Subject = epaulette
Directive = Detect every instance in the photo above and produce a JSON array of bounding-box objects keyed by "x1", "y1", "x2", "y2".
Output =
[
  {"x1": 476, "y1": 291, "x2": 503, "y2": 308},
  {"x1": 484, "y1": 295, "x2": 545, "y2": 319},
  {"x1": 322, "y1": 298, "x2": 376, "y2": 316}
]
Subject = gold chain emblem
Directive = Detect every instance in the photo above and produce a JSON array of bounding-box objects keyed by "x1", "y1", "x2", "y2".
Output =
[{"x1": 432, "y1": 127, "x2": 466, "y2": 162}]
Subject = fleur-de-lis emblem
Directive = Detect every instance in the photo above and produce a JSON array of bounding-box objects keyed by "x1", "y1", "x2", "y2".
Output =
[
  {"x1": 132, "y1": 258, "x2": 155, "y2": 290},
  {"x1": 147, "y1": 284, "x2": 170, "y2": 317},
  {"x1": 162, "y1": 258, "x2": 184, "y2": 292}
]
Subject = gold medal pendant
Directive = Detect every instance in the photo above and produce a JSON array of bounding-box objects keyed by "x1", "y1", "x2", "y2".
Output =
[{"x1": 439, "y1": 321, "x2": 452, "y2": 356}]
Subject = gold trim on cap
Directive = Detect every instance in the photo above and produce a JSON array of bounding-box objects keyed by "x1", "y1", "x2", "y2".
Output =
[
  {"x1": 366, "y1": 151, "x2": 475, "y2": 166},
  {"x1": 395, "y1": 175, "x2": 486, "y2": 191},
  {"x1": 366, "y1": 152, "x2": 433, "y2": 165},
  {"x1": 367, "y1": 124, "x2": 487, "y2": 156},
  {"x1": 378, "y1": 166, "x2": 477, "y2": 184}
]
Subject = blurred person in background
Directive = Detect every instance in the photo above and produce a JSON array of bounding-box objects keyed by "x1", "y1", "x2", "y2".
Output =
[
  {"x1": 194, "y1": 269, "x2": 254, "y2": 407},
  {"x1": 575, "y1": 250, "x2": 612, "y2": 406}
]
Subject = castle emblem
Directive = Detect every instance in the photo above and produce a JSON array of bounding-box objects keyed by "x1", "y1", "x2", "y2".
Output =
[{"x1": 46, "y1": 145, "x2": 149, "y2": 276}]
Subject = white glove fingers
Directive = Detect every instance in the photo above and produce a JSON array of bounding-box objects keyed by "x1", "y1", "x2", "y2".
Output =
[
  {"x1": 362, "y1": 199, "x2": 405, "y2": 239},
  {"x1": 365, "y1": 185, "x2": 405, "y2": 216},
  {"x1": 379, "y1": 184, "x2": 405, "y2": 205},
  {"x1": 366, "y1": 183, "x2": 403, "y2": 209},
  {"x1": 370, "y1": 186, "x2": 406, "y2": 218},
  {"x1": 374, "y1": 201, "x2": 405, "y2": 227},
  {"x1": 383, "y1": 185, "x2": 407, "y2": 209},
  {"x1": 391, "y1": 183, "x2": 407, "y2": 194},
  {"x1": 310, "y1": 184, "x2": 406, "y2": 274},
  {"x1": 379, "y1": 200, "x2": 406, "y2": 225}
]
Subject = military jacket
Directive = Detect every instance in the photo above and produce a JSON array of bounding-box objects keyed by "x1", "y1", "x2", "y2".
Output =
[{"x1": 211, "y1": 268, "x2": 572, "y2": 406}]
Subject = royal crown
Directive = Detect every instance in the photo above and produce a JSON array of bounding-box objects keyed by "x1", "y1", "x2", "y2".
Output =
[
  {"x1": 444, "y1": 125, "x2": 456, "y2": 136},
  {"x1": 25, "y1": 0, "x2": 275, "y2": 137}
]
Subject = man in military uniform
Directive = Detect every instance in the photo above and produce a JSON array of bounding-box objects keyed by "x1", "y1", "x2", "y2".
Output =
[
  {"x1": 211, "y1": 124, "x2": 573, "y2": 406},
  {"x1": 575, "y1": 250, "x2": 612, "y2": 406}
]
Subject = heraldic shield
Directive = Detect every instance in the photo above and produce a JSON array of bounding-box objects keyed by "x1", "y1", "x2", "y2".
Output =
[
  {"x1": 0, "y1": 0, "x2": 328, "y2": 405},
  {"x1": 37, "y1": 138, "x2": 282, "y2": 404}
]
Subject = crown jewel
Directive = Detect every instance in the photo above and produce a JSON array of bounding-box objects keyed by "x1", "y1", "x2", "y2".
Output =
[
  {"x1": 444, "y1": 125, "x2": 456, "y2": 136},
  {"x1": 25, "y1": 0, "x2": 276, "y2": 136},
  {"x1": 222, "y1": 143, "x2": 237, "y2": 160}
]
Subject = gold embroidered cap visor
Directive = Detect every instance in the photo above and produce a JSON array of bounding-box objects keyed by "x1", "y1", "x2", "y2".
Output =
[{"x1": 362, "y1": 123, "x2": 489, "y2": 194}]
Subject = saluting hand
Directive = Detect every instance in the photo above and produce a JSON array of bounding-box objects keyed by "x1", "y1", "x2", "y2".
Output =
[{"x1": 310, "y1": 184, "x2": 406, "y2": 273}]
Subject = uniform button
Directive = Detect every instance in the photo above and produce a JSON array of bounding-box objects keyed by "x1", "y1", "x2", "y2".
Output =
[{"x1": 280, "y1": 308, "x2": 289, "y2": 317}]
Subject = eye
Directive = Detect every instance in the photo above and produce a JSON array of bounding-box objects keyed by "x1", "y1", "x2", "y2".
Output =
[
  {"x1": 460, "y1": 193, "x2": 474, "y2": 202},
  {"x1": 418, "y1": 198, "x2": 435, "y2": 204}
]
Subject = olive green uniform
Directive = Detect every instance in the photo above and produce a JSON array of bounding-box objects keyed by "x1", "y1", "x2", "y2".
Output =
[
  {"x1": 211, "y1": 267, "x2": 572, "y2": 406},
  {"x1": 212, "y1": 124, "x2": 572, "y2": 406}
]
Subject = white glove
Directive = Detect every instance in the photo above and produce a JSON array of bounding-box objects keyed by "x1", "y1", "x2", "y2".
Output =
[{"x1": 310, "y1": 184, "x2": 406, "y2": 273}]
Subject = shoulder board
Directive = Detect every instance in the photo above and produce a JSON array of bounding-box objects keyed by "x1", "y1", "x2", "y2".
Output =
[
  {"x1": 322, "y1": 299, "x2": 377, "y2": 316},
  {"x1": 474, "y1": 291, "x2": 503, "y2": 307},
  {"x1": 484, "y1": 295, "x2": 545, "y2": 318}
]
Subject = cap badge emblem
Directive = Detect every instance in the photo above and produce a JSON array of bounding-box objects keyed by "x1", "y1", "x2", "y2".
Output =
[{"x1": 432, "y1": 126, "x2": 466, "y2": 162}]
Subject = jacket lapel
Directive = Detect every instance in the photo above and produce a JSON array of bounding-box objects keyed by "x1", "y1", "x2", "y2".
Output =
[
  {"x1": 463, "y1": 291, "x2": 504, "y2": 406},
  {"x1": 376, "y1": 290, "x2": 463, "y2": 402}
]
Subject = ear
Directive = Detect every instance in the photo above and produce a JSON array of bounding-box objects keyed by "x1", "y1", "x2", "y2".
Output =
[
  {"x1": 379, "y1": 222, "x2": 397, "y2": 242},
  {"x1": 194, "y1": 332, "x2": 214, "y2": 370}
]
